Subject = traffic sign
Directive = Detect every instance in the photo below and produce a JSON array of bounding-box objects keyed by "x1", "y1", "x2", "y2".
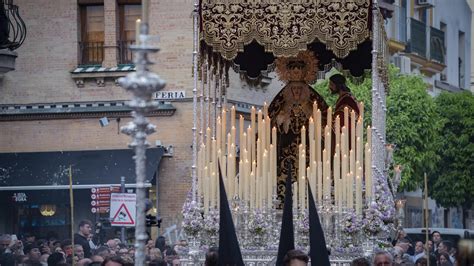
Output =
[{"x1": 110, "y1": 193, "x2": 136, "y2": 227}]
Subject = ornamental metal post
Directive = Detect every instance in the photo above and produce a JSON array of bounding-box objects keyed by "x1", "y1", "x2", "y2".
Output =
[
  {"x1": 119, "y1": 20, "x2": 166, "y2": 266},
  {"x1": 192, "y1": 0, "x2": 199, "y2": 204}
]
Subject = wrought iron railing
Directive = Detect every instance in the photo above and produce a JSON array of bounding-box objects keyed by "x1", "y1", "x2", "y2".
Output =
[
  {"x1": 78, "y1": 41, "x2": 104, "y2": 65},
  {"x1": 409, "y1": 18, "x2": 426, "y2": 57},
  {"x1": 0, "y1": 0, "x2": 26, "y2": 50},
  {"x1": 118, "y1": 40, "x2": 135, "y2": 64},
  {"x1": 407, "y1": 18, "x2": 445, "y2": 64},
  {"x1": 430, "y1": 26, "x2": 445, "y2": 63}
]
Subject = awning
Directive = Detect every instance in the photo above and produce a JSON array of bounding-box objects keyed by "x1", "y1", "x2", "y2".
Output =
[{"x1": 0, "y1": 148, "x2": 164, "y2": 190}]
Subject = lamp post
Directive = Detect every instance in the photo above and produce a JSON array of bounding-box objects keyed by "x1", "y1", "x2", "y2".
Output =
[{"x1": 119, "y1": 15, "x2": 166, "y2": 266}]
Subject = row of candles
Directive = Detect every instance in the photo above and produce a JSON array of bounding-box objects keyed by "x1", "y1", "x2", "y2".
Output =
[
  {"x1": 197, "y1": 104, "x2": 277, "y2": 213},
  {"x1": 196, "y1": 102, "x2": 372, "y2": 215}
]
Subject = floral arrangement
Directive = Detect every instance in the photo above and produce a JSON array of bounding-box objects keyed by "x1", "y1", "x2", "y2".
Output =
[
  {"x1": 362, "y1": 202, "x2": 384, "y2": 236},
  {"x1": 296, "y1": 210, "x2": 310, "y2": 234},
  {"x1": 203, "y1": 209, "x2": 219, "y2": 236},
  {"x1": 247, "y1": 209, "x2": 269, "y2": 236},
  {"x1": 373, "y1": 174, "x2": 396, "y2": 224},
  {"x1": 342, "y1": 209, "x2": 362, "y2": 236},
  {"x1": 181, "y1": 193, "x2": 204, "y2": 237}
]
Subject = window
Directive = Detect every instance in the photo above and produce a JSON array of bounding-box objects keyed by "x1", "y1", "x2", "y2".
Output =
[
  {"x1": 79, "y1": 4, "x2": 104, "y2": 65},
  {"x1": 118, "y1": 4, "x2": 141, "y2": 64},
  {"x1": 458, "y1": 31, "x2": 465, "y2": 88}
]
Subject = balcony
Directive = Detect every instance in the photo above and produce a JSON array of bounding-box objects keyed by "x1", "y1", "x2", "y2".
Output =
[
  {"x1": 0, "y1": 0, "x2": 26, "y2": 76},
  {"x1": 387, "y1": 5, "x2": 407, "y2": 54},
  {"x1": 118, "y1": 40, "x2": 134, "y2": 65},
  {"x1": 406, "y1": 18, "x2": 446, "y2": 75},
  {"x1": 78, "y1": 41, "x2": 104, "y2": 66}
]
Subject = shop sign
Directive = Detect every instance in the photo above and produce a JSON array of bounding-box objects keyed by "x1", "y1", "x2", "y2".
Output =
[
  {"x1": 12, "y1": 192, "x2": 27, "y2": 202},
  {"x1": 153, "y1": 90, "x2": 185, "y2": 100}
]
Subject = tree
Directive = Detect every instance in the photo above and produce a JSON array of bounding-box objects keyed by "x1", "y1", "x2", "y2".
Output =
[
  {"x1": 313, "y1": 66, "x2": 440, "y2": 191},
  {"x1": 431, "y1": 91, "x2": 474, "y2": 227}
]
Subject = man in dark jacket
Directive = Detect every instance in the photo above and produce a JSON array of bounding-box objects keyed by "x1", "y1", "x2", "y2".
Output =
[{"x1": 74, "y1": 220, "x2": 93, "y2": 258}]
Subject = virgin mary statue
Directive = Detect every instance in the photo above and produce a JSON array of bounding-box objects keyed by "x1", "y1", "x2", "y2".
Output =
[{"x1": 268, "y1": 51, "x2": 328, "y2": 205}]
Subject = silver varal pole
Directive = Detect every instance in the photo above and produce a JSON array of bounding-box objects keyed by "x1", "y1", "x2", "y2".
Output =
[
  {"x1": 192, "y1": 0, "x2": 199, "y2": 203},
  {"x1": 119, "y1": 21, "x2": 166, "y2": 266}
]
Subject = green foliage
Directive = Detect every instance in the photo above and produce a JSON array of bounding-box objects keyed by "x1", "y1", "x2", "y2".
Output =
[
  {"x1": 385, "y1": 67, "x2": 441, "y2": 191},
  {"x1": 430, "y1": 92, "x2": 474, "y2": 208},
  {"x1": 313, "y1": 66, "x2": 440, "y2": 191}
]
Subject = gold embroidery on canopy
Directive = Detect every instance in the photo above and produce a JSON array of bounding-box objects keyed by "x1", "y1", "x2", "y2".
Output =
[{"x1": 201, "y1": 0, "x2": 370, "y2": 60}]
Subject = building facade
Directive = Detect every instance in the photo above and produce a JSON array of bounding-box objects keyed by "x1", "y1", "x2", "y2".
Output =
[
  {"x1": 385, "y1": 0, "x2": 473, "y2": 228},
  {"x1": 0, "y1": 0, "x2": 200, "y2": 240}
]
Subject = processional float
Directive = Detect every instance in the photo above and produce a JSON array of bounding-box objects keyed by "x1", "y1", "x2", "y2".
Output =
[{"x1": 179, "y1": 0, "x2": 399, "y2": 264}]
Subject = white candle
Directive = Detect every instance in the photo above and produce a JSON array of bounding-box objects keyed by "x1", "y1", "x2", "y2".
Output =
[
  {"x1": 135, "y1": 19, "x2": 141, "y2": 45},
  {"x1": 231, "y1": 106, "x2": 236, "y2": 129},
  {"x1": 141, "y1": 0, "x2": 149, "y2": 25}
]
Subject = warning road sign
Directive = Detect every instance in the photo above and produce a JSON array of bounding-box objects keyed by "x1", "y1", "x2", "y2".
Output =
[{"x1": 110, "y1": 193, "x2": 136, "y2": 227}]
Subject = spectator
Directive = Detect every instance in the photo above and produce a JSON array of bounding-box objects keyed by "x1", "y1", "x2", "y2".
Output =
[
  {"x1": 438, "y1": 241, "x2": 455, "y2": 263},
  {"x1": 47, "y1": 252, "x2": 65, "y2": 266},
  {"x1": 283, "y1": 249, "x2": 309, "y2": 266},
  {"x1": 148, "y1": 248, "x2": 162, "y2": 261},
  {"x1": 432, "y1": 231, "x2": 442, "y2": 253},
  {"x1": 437, "y1": 252, "x2": 453, "y2": 266},
  {"x1": 351, "y1": 257, "x2": 370, "y2": 266},
  {"x1": 164, "y1": 246, "x2": 179, "y2": 265},
  {"x1": 74, "y1": 220, "x2": 93, "y2": 258},
  {"x1": 414, "y1": 257, "x2": 427, "y2": 266},
  {"x1": 24, "y1": 244, "x2": 42, "y2": 262},
  {"x1": 77, "y1": 258, "x2": 92, "y2": 266},
  {"x1": 412, "y1": 241, "x2": 425, "y2": 262},
  {"x1": 374, "y1": 251, "x2": 394, "y2": 266},
  {"x1": 60, "y1": 240, "x2": 73, "y2": 257},
  {"x1": 39, "y1": 253, "x2": 50, "y2": 266},
  {"x1": 102, "y1": 255, "x2": 126, "y2": 266},
  {"x1": 91, "y1": 254, "x2": 105, "y2": 264},
  {"x1": 155, "y1": 236, "x2": 166, "y2": 254},
  {"x1": 74, "y1": 244, "x2": 85, "y2": 260},
  {"x1": 106, "y1": 239, "x2": 118, "y2": 255},
  {"x1": 94, "y1": 246, "x2": 111, "y2": 259},
  {"x1": 23, "y1": 233, "x2": 36, "y2": 245},
  {"x1": 205, "y1": 247, "x2": 218, "y2": 266}
]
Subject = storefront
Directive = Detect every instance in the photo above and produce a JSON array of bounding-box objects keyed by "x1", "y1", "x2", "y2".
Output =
[{"x1": 0, "y1": 148, "x2": 164, "y2": 240}]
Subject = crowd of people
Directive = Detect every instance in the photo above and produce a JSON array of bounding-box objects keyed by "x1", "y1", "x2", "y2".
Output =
[
  {"x1": 2, "y1": 221, "x2": 473, "y2": 266},
  {"x1": 0, "y1": 220, "x2": 186, "y2": 266}
]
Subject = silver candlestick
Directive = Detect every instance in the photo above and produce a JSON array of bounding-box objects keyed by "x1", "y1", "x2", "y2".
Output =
[{"x1": 119, "y1": 22, "x2": 166, "y2": 266}]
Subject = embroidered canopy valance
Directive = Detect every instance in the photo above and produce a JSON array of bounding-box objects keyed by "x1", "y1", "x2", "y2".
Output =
[{"x1": 200, "y1": 0, "x2": 371, "y2": 60}]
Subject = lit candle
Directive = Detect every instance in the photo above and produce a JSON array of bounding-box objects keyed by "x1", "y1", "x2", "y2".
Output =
[
  {"x1": 316, "y1": 109, "x2": 322, "y2": 163},
  {"x1": 263, "y1": 150, "x2": 269, "y2": 205},
  {"x1": 250, "y1": 170, "x2": 255, "y2": 209},
  {"x1": 239, "y1": 115, "x2": 244, "y2": 149},
  {"x1": 351, "y1": 110, "x2": 356, "y2": 151},
  {"x1": 204, "y1": 166, "x2": 209, "y2": 214},
  {"x1": 135, "y1": 19, "x2": 141, "y2": 45},
  {"x1": 301, "y1": 125, "x2": 306, "y2": 151},
  {"x1": 251, "y1": 107, "x2": 256, "y2": 163},
  {"x1": 238, "y1": 159, "x2": 243, "y2": 199},
  {"x1": 231, "y1": 105, "x2": 236, "y2": 129},
  {"x1": 216, "y1": 117, "x2": 222, "y2": 153},
  {"x1": 222, "y1": 109, "x2": 227, "y2": 153}
]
